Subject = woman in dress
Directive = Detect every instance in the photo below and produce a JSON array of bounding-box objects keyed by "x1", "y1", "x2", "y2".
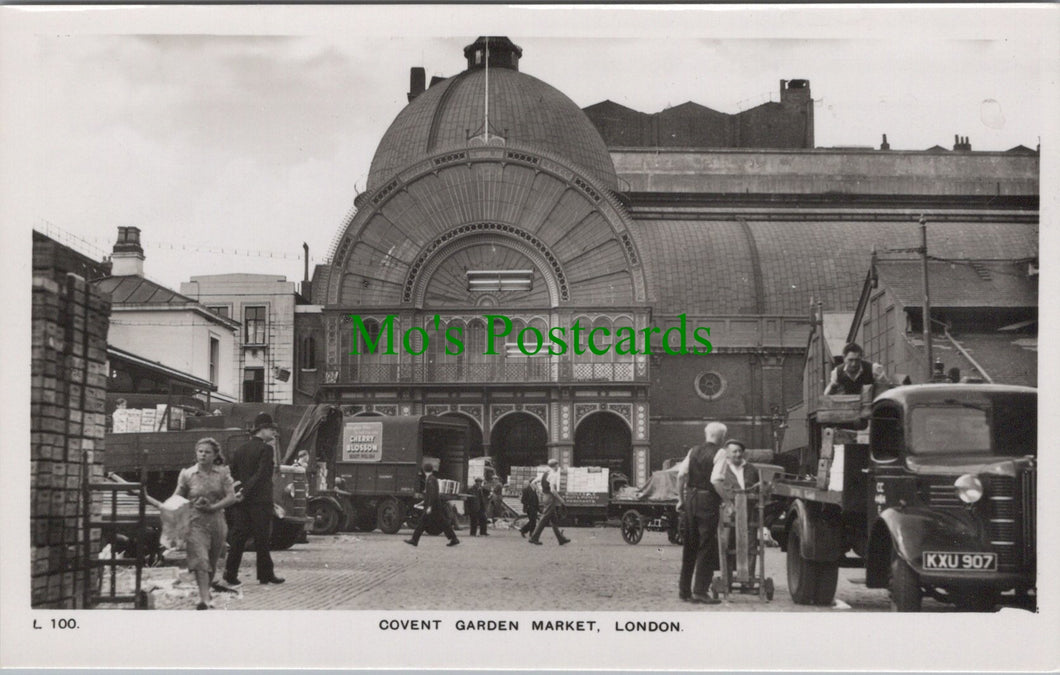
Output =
[{"x1": 154, "y1": 437, "x2": 242, "y2": 609}]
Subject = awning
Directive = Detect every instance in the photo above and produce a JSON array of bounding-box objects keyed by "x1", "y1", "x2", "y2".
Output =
[{"x1": 106, "y1": 345, "x2": 216, "y2": 392}]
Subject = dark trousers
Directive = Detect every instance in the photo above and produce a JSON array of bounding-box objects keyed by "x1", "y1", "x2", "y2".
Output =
[
  {"x1": 225, "y1": 503, "x2": 275, "y2": 581},
  {"x1": 520, "y1": 508, "x2": 539, "y2": 536},
  {"x1": 679, "y1": 491, "x2": 720, "y2": 597},
  {"x1": 410, "y1": 508, "x2": 456, "y2": 544},
  {"x1": 530, "y1": 498, "x2": 565, "y2": 542},
  {"x1": 469, "y1": 509, "x2": 488, "y2": 535}
]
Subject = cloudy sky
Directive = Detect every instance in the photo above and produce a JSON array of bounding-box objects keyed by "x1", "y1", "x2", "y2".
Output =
[{"x1": 2, "y1": 5, "x2": 1054, "y2": 290}]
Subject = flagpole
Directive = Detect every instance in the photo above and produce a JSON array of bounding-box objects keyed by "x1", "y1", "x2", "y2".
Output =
[{"x1": 484, "y1": 38, "x2": 490, "y2": 143}]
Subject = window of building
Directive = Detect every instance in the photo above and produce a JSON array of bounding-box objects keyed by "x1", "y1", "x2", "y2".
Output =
[
  {"x1": 209, "y1": 336, "x2": 220, "y2": 385},
  {"x1": 466, "y1": 270, "x2": 533, "y2": 293},
  {"x1": 244, "y1": 306, "x2": 266, "y2": 345},
  {"x1": 301, "y1": 336, "x2": 317, "y2": 370},
  {"x1": 694, "y1": 371, "x2": 726, "y2": 401},
  {"x1": 243, "y1": 367, "x2": 265, "y2": 402},
  {"x1": 207, "y1": 305, "x2": 230, "y2": 319}
]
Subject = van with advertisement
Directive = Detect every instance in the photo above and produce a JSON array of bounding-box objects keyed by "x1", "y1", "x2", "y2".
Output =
[{"x1": 282, "y1": 411, "x2": 471, "y2": 535}]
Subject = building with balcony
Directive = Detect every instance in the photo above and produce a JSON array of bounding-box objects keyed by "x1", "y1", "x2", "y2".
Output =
[{"x1": 297, "y1": 36, "x2": 1038, "y2": 486}]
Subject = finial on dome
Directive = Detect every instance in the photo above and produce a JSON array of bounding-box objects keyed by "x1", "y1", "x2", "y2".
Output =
[{"x1": 464, "y1": 36, "x2": 522, "y2": 72}]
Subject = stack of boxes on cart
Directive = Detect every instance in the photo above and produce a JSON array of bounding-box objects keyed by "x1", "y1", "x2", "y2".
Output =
[
  {"x1": 503, "y1": 465, "x2": 551, "y2": 496},
  {"x1": 31, "y1": 235, "x2": 111, "y2": 608},
  {"x1": 112, "y1": 404, "x2": 185, "y2": 432}
]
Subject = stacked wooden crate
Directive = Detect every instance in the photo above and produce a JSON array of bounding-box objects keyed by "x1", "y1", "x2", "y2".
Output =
[{"x1": 31, "y1": 257, "x2": 111, "y2": 608}]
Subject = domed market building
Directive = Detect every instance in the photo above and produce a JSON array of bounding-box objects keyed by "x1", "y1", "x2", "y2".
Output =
[{"x1": 294, "y1": 37, "x2": 1038, "y2": 486}]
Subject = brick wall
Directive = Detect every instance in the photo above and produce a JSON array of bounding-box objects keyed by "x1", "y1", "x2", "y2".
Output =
[{"x1": 31, "y1": 246, "x2": 111, "y2": 608}]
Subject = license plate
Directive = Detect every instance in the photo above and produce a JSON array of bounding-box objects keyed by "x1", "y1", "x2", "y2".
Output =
[{"x1": 922, "y1": 551, "x2": 997, "y2": 571}]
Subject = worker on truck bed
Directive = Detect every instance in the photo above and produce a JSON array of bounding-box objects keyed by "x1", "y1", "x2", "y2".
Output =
[{"x1": 824, "y1": 342, "x2": 890, "y2": 396}]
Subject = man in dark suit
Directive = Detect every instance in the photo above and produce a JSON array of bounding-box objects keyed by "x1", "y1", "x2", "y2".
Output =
[
  {"x1": 676, "y1": 422, "x2": 726, "y2": 604},
  {"x1": 519, "y1": 480, "x2": 540, "y2": 538},
  {"x1": 467, "y1": 477, "x2": 489, "y2": 536},
  {"x1": 405, "y1": 463, "x2": 459, "y2": 547},
  {"x1": 223, "y1": 412, "x2": 284, "y2": 586}
]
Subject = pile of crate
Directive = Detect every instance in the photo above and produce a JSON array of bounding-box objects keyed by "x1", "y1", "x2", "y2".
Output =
[
  {"x1": 503, "y1": 465, "x2": 550, "y2": 497},
  {"x1": 31, "y1": 269, "x2": 111, "y2": 608}
]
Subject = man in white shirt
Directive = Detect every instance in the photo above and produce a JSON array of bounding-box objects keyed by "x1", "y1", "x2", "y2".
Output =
[
  {"x1": 711, "y1": 440, "x2": 759, "y2": 504},
  {"x1": 528, "y1": 458, "x2": 570, "y2": 545}
]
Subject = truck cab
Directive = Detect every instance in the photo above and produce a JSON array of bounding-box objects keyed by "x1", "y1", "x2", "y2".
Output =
[
  {"x1": 773, "y1": 383, "x2": 1036, "y2": 611},
  {"x1": 863, "y1": 384, "x2": 1036, "y2": 611}
]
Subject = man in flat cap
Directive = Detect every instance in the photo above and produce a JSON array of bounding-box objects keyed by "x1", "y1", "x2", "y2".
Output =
[
  {"x1": 224, "y1": 412, "x2": 284, "y2": 586},
  {"x1": 467, "y1": 476, "x2": 490, "y2": 537}
]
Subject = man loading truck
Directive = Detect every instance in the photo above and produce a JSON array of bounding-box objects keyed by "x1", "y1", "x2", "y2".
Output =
[{"x1": 824, "y1": 342, "x2": 890, "y2": 395}]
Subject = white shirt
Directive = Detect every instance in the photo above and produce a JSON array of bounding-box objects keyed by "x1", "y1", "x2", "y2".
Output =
[
  {"x1": 713, "y1": 461, "x2": 746, "y2": 489},
  {"x1": 536, "y1": 467, "x2": 562, "y2": 494},
  {"x1": 677, "y1": 445, "x2": 727, "y2": 479}
]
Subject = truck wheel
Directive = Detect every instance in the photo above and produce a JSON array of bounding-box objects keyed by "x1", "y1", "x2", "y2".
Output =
[
  {"x1": 620, "y1": 510, "x2": 644, "y2": 545},
  {"x1": 812, "y1": 561, "x2": 839, "y2": 606},
  {"x1": 270, "y1": 521, "x2": 303, "y2": 550},
  {"x1": 951, "y1": 587, "x2": 1000, "y2": 612},
  {"x1": 786, "y1": 523, "x2": 837, "y2": 605},
  {"x1": 889, "y1": 557, "x2": 922, "y2": 612},
  {"x1": 308, "y1": 499, "x2": 342, "y2": 535},
  {"x1": 377, "y1": 499, "x2": 406, "y2": 535}
]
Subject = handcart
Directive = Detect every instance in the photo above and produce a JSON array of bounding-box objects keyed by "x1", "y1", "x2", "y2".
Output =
[{"x1": 711, "y1": 467, "x2": 779, "y2": 602}]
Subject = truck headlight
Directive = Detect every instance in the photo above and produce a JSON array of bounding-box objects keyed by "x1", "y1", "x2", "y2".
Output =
[{"x1": 954, "y1": 474, "x2": 983, "y2": 504}]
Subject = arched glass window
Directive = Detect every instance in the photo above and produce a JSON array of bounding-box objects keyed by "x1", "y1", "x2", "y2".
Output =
[{"x1": 301, "y1": 336, "x2": 317, "y2": 370}]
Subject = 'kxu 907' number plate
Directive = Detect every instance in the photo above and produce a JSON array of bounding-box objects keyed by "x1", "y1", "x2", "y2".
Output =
[{"x1": 922, "y1": 551, "x2": 997, "y2": 571}]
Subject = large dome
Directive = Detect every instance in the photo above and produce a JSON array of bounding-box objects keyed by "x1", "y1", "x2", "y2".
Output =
[{"x1": 367, "y1": 42, "x2": 619, "y2": 193}]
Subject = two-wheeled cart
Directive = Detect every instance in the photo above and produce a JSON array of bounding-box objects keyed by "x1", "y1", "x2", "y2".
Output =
[{"x1": 711, "y1": 469, "x2": 778, "y2": 602}]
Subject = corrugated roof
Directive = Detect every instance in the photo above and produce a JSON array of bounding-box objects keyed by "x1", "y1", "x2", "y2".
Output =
[
  {"x1": 876, "y1": 260, "x2": 1037, "y2": 308},
  {"x1": 632, "y1": 219, "x2": 1037, "y2": 315}
]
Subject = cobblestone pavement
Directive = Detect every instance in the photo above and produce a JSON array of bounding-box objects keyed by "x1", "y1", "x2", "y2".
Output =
[{"x1": 134, "y1": 521, "x2": 958, "y2": 612}]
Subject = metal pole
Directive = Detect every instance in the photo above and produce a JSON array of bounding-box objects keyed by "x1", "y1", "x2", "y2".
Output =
[{"x1": 919, "y1": 216, "x2": 933, "y2": 381}]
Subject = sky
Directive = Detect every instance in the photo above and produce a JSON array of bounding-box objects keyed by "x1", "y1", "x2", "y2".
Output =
[{"x1": 1, "y1": 5, "x2": 1054, "y2": 291}]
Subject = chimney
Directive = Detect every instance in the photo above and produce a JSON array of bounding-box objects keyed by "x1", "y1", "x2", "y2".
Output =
[
  {"x1": 408, "y1": 67, "x2": 426, "y2": 102},
  {"x1": 880, "y1": 133, "x2": 890, "y2": 151},
  {"x1": 953, "y1": 134, "x2": 972, "y2": 152},
  {"x1": 110, "y1": 226, "x2": 145, "y2": 276}
]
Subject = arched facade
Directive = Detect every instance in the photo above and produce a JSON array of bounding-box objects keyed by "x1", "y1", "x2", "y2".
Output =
[
  {"x1": 311, "y1": 38, "x2": 654, "y2": 483},
  {"x1": 298, "y1": 36, "x2": 1039, "y2": 484}
]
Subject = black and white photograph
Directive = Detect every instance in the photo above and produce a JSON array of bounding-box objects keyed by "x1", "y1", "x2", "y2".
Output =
[{"x1": 1, "y1": 3, "x2": 1057, "y2": 671}]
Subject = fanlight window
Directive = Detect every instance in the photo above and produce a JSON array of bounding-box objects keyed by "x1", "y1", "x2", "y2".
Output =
[{"x1": 466, "y1": 270, "x2": 533, "y2": 293}]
